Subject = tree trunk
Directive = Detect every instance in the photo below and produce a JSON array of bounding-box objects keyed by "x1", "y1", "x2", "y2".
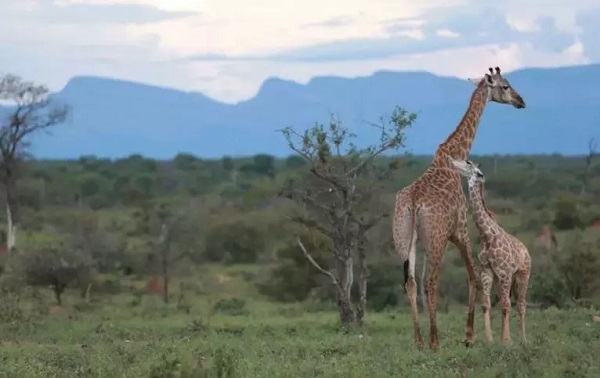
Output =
[
  {"x1": 335, "y1": 254, "x2": 356, "y2": 327},
  {"x1": 356, "y1": 245, "x2": 368, "y2": 327},
  {"x1": 53, "y1": 283, "x2": 65, "y2": 306},
  {"x1": 159, "y1": 222, "x2": 171, "y2": 305},
  {"x1": 162, "y1": 265, "x2": 169, "y2": 305},
  {"x1": 337, "y1": 291, "x2": 356, "y2": 326},
  {"x1": 6, "y1": 203, "x2": 16, "y2": 251},
  {"x1": 83, "y1": 282, "x2": 92, "y2": 304},
  {"x1": 3, "y1": 167, "x2": 19, "y2": 251}
]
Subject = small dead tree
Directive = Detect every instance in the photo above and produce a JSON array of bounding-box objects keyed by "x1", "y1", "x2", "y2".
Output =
[
  {"x1": 0, "y1": 74, "x2": 68, "y2": 250},
  {"x1": 580, "y1": 138, "x2": 597, "y2": 196},
  {"x1": 280, "y1": 107, "x2": 416, "y2": 328},
  {"x1": 136, "y1": 199, "x2": 198, "y2": 305},
  {"x1": 158, "y1": 220, "x2": 172, "y2": 305}
]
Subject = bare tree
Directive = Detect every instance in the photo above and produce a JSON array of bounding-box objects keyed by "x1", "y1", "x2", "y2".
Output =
[
  {"x1": 279, "y1": 107, "x2": 416, "y2": 328},
  {"x1": 143, "y1": 199, "x2": 203, "y2": 305},
  {"x1": 580, "y1": 137, "x2": 597, "y2": 196},
  {"x1": 0, "y1": 74, "x2": 68, "y2": 250},
  {"x1": 158, "y1": 220, "x2": 172, "y2": 304}
]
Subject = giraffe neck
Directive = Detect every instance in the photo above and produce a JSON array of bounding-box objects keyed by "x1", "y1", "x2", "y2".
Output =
[
  {"x1": 432, "y1": 81, "x2": 490, "y2": 168},
  {"x1": 468, "y1": 179, "x2": 499, "y2": 238}
]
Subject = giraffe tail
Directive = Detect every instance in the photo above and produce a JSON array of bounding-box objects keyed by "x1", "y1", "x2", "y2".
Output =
[{"x1": 402, "y1": 204, "x2": 418, "y2": 292}]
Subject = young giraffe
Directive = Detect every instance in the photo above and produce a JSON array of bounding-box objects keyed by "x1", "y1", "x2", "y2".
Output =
[
  {"x1": 449, "y1": 158, "x2": 531, "y2": 344},
  {"x1": 393, "y1": 67, "x2": 526, "y2": 350}
]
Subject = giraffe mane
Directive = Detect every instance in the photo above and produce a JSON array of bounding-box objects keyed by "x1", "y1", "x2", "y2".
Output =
[
  {"x1": 478, "y1": 182, "x2": 496, "y2": 221},
  {"x1": 443, "y1": 81, "x2": 487, "y2": 143}
]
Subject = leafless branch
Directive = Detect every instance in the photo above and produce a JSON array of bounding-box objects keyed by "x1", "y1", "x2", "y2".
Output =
[
  {"x1": 285, "y1": 214, "x2": 334, "y2": 239},
  {"x1": 296, "y1": 236, "x2": 341, "y2": 290},
  {"x1": 354, "y1": 212, "x2": 389, "y2": 231}
]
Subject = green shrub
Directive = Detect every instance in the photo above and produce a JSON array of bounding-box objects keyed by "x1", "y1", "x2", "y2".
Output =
[
  {"x1": 255, "y1": 230, "x2": 332, "y2": 302},
  {"x1": 212, "y1": 298, "x2": 248, "y2": 316}
]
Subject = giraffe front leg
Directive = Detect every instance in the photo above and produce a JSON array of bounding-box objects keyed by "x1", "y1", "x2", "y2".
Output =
[
  {"x1": 514, "y1": 269, "x2": 530, "y2": 343},
  {"x1": 450, "y1": 230, "x2": 477, "y2": 347},
  {"x1": 498, "y1": 278, "x2": 512, "y2": 345},
  {"x1": 480, "y1": 267, "x2": 494, "y2": 343}
]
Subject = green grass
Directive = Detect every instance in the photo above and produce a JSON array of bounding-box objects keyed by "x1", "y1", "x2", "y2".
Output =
[{"x1": 1, "y1": 292, "x2": 599, "y2": 377}]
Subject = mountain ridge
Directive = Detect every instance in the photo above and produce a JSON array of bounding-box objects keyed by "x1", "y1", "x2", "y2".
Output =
[{"x1": 2, "y1": 63, "x2": 598, "y2": 159}]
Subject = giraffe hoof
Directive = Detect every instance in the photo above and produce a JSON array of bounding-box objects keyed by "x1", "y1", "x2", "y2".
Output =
[
  {"x1": 462, "y1": 338, "x2": 474, "y2": 348},
  {"x1": 415, "y1": 339, "x2": 424, "y2": 350}
]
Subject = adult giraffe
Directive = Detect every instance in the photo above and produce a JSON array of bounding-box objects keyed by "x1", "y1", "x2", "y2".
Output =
[{"x1": 393, "y1": 67, "x2": 526, "y2": 350}]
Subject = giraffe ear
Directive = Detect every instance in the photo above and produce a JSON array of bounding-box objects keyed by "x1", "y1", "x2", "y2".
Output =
[{"x1": 467, "y1": 77, "x2": 483, "y2": 86}]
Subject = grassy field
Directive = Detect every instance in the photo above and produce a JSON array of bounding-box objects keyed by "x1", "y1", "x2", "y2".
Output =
[{"x1": 1, "y1": 289, "x2": 599, "y2": 378}]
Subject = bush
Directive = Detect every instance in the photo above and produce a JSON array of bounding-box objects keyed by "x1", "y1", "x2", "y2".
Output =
[
  {"x1": 6, "y1": 238, "x2": 94, "y2": 306},
  {"x1": 361, "y1": 259, "x2": 402, "y2": 312},
  {"x1": 212, "y1": 298, "x2": 248, "y2": 316},
  {"x1": 256, "y1": 230, "x2": 332, "y2": 302},
  {"x1": 528, "y1": 230, "x2": 600, "y2": 308},
  {"x1": 204, "y1": 217, "x2": 266, "y2": 264},
  {"x1": 552, "y1": 192, "x2": 583, "y2": 230}
]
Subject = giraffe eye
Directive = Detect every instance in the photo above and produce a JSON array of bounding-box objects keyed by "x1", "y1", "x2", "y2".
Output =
[
  {"x1": 475, "y1": 171, "x2": 484, "y2": 178},
  {"x1": 502, "y1": 85, "x2": 509, "y2": 90}
]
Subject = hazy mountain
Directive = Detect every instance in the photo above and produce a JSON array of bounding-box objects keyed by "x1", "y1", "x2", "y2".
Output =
[{"x1": 7, "y1": 64, "x2": 600, "y2": 159}]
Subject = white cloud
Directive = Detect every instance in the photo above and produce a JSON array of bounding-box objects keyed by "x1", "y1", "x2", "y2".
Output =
[
  {"x1": 436, "y1": 29, "x2": 461, "y2": 38},
  {"x1": 0, "y1": 0, "x2": 598, "y2": 103},
  {"x1": 187, "y1": 41, "x2": 587, "y2": 102}
]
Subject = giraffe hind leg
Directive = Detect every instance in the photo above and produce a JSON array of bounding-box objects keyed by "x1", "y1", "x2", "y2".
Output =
[
  {"x1": 392, "y1": 192, "x2": 423, "y2": 347},
  {"x1": 424, "y1": 241, "x2": 445, "y2": 351},
  {"x1": 404, "y1": 228, "x2": 424, "y2": 347},
  {"x1": 480, "y1": 267, "x2": 494, "y2": 343}
]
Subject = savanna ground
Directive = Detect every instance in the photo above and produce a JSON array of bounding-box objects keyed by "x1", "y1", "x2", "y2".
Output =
[{"x1": 1, "y1": 264, "x2": 599, "y2": 378}]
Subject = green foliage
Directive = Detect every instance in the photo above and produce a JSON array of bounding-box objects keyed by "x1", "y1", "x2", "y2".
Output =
[
  {"x1": 212, "y1": 298, "x2": 248, "y2": 316},
  {"x1": 0, "y1": 151, "x2": 596, "y2": 313},
  {"x1": 552, "y1": 192, "x2": 583, "y2": 230},
  {"x1": 284, "y1": 155, "x2": 306, "y2": 169},
  {"x1": 529, "y1": 229, "x2": 600, "y2": 307},
  {"x1": 362, "y1": 259, "x2": 403, "y2": 312},
  {"x1": 205, "y1": 215, "x2": 266, "y2": 264},
  {"x1": 558, "y1": 230, "x2": 600, "y2": 300},
  {"x1": 256, "y1": 229, "x2": 332, "y2": 302},
  {"x1": 4, "y1": 238, "x2": 94, "y2": 305},
  {"x1": 250, "y1": 154, "x2": 276, "y2": 177}
]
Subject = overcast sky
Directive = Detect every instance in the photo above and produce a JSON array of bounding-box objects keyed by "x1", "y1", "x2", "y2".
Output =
[{"x1": 2, "y1": 0, "x2": 599, "y2": 103}]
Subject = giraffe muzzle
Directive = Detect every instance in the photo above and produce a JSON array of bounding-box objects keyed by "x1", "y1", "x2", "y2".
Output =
[{"x1": 513, "y1": 95, "x2": 526, "y2": 109}]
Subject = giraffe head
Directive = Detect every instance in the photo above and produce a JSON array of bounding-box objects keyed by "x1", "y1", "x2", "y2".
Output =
[
  {"x1": 448, "y1": 157, "x2": 485, "y2": 184},
  {"x1": 468, "y1": 67, "x2": 526, "y2": 109}
]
